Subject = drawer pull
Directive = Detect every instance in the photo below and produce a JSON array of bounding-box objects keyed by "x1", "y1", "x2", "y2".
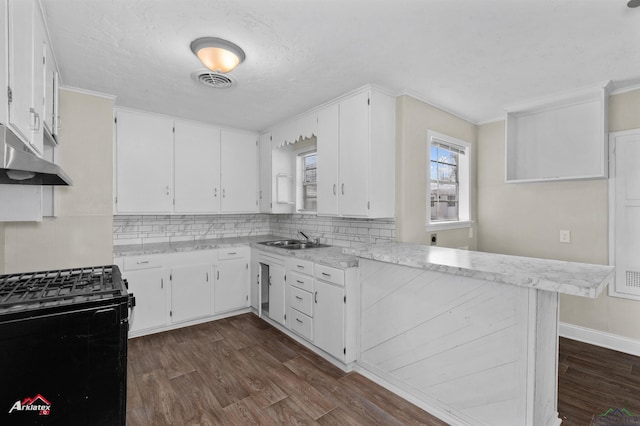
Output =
[
  {"x1": 322, "y1": 272, "x2": 331, "y2": 277},
  {"x1": 297, "y1": 265, "x2": 305, "y2": 269},
  {"x1": 296, "y1": 318, "x2": 303, "y2": 324},
  {"x1": 314, "y1": 291, "x2": 318, "y2": 303},
  {"x1": 295, "y1": 296, "x2": 303, "y2": 300},
  {"x1": 137, "y1": 260, "x2": 149, "y2": 264},
  {"x1": 296, "y1": 280, "x2": 304, "y2": 284},
  {"x1": 227, "y1": 252, "x2": 237, "y2": 255}
]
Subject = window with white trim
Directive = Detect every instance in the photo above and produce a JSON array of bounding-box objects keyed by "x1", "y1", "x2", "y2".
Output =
[
  {"x1": 427, "y1": 131, "x2": 471, "y2": 230},
  {"x1": 296, "y1": 150, "x2": 317, "y2": 212}
]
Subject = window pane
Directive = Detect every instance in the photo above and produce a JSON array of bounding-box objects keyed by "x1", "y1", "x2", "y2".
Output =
[
  {"x1": 429, "y1": 143, "x2": 460, "y2": 222},
  {"x1": 437, "y1": 164, "x2": 457, "y2": 183}
]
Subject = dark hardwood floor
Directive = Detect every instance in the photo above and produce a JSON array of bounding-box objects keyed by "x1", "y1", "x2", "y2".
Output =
[
  {"x1": 558, "y1": 337, "x2": 640, "y2": 425},
  {"x1": 126, "y1": 313, "x2": 447, "y2": 425},
  {"x1": 127, "y1": 314, "x2": 640, "y2": 425}
]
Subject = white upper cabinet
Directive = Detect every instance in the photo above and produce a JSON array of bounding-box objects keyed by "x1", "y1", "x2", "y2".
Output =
[
  {"x1": 316, "y1": 103, "x2": 339, "y2": 216},
  {"x1": 505, "y1": 81, "x2": 611, "y2": 183},
  {"x1": 174, "y1": 120, "x2": 221, "y2": 213},
  {"x1": 0, "y1": 0, "x2": 6, "y2": 122},
  {"x1": 220, "y1": 129, "x2": 258, "y2": 213},
  {"x1": 7, "y1": 0, "x2": 49, "y2": 154},
  {"x1": 114, "y1": 109, "x2": 258, "y2": 215},
  {"x1": 43, "y1": 40, "x2": 59, "y2": 138},
  {"x1": 316, "y1": 86, "x2": 396, "y2": 218},
  {"x1": 258, "y1": 132, "x2": 272, "y2": 212},
  {"x1": 115, "y1": 109, "x2": 174, "y2": 214}
]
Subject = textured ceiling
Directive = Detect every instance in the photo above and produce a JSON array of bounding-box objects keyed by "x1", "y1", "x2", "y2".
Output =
[{"x1": 41, "y1": 0, "x2": 640, "y2": 131}]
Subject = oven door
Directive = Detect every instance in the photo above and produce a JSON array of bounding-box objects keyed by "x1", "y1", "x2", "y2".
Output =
[{"x1": 0, "y1": 303, "x2": 127, "y2": 426}]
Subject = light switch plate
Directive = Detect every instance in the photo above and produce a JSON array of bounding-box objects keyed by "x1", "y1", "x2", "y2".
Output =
[{"x1": 560, "y1": 230, "x2": 571, "y2": 244}]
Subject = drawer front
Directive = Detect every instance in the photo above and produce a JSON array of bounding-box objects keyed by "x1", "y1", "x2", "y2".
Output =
[
  {"x1": 289, "y1": 286, "x2": 313, "y2": 317},
  {"x1": 123, "y1": 255, "x2": 165, "y2": 271},
  {"x1": 288, "y1": 307, "x2": 313, "y2": 341},
  {"x1": 218, "y1": 246, "x2": 249, "y2": 260},
  {"x1": 314, "y1": 264, "x2": 344, "y2": 286},
  {"x1": 289, "y1": 272, "x2": 313, "y2": 292},
  {"x1": 286, "y1": 258, "x2": 314, "y2": 276}
]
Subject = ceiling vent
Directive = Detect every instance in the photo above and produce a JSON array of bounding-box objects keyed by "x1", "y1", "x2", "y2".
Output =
[{"x1": 192, "y1": 70, "x2": 235, "y2": 89}]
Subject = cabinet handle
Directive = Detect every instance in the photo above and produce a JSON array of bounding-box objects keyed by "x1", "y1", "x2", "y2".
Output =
[
  {"x1": 29, "y1": 108, "x2": 41, "y2": 131},
  {"x1": 269, "y1": 276, "x2": 272, "y2": 286},
  {"x1": 223, "y1": 189, "x2": 226, "y2": 198},
  {"x1": 295, "y1": 296, "x2": 303, "y2": 300},
  {"x1": 314, "y1": 291, "x2": 318, "y2": 303},
  {"x1": 227, "y1": 252, "x2": 237, "y2": 255},
  {"x1": 165, "y1": 186, "x2": 170, "y2": 195},
  {"x1": 341, "y1": 183, "x2": 345, "y2": 195},
  {"x1": 136, "y1": 260, "x2": 149, "y2": 265},
  {"x1": 206, "y1": 272, "x2": 209, "y2": 282},
  {"x1": 297, "y1": 265, "x2": 304, "y2": 269},
  {"x1": 296, "y1": 318, "x2": 303, "y2": 324},
  {"x1": 161, "y1": 278, "x2": 164, "y2": 289},
  {"x1": 333, "y1": 184, "x2": 336, "y2": 195},
  {"x1": 259, "y1": 190, "x2": 262, "y2": 199},
  {"x1": 296, "y1": 280, "x2": 304, "y2": 284},
  {"x1": 214, "y1": 188, "x2": 218, "y2": 197},
  {"x1": 322, "y1": 272, "x2": 331, "y2": 277}
]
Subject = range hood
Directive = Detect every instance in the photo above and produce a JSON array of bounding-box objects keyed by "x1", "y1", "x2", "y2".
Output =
[{"x1": 0, "y1": 124, "x2": 72, "y2": 186}]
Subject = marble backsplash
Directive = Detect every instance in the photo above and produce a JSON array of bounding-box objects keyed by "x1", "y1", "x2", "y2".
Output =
[{"x1": 113, "y1": 214, "x2": 396, "y2": 247}]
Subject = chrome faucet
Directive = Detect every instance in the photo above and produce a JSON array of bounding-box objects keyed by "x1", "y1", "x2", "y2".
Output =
[{"x1": 298, "y1": 230, "x2": 320, "y2": 245}]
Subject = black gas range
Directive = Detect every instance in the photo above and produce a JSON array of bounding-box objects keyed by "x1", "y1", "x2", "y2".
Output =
[{"x1": 0, "y1": 265, "x2": 134, "y2": 426}]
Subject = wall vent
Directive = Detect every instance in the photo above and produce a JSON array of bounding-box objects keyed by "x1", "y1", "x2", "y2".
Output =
[{"x1": 192, "y1": 70, "x2": 234, "y2": 89}]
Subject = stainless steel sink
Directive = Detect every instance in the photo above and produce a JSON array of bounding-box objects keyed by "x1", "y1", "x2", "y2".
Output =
[{"x1": 258, "y1": 239, "x2": 329, "y2": 250}]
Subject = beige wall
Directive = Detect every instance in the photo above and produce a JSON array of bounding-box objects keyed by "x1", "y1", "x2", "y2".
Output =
[
  {"x1": 396, "y1": 95, "x2": 478, "y2": 249},
  {"x1": 2, "y1": 89, "x2": 114, "y2": 273},
  {"x1": 477, "y1": 88, "x2": 640, "y2": 340}
]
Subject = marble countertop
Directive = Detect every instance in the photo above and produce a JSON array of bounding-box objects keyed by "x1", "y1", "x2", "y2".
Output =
[
  {"x1": 343, "y1": 242, "x2": 614, "y2": 298},
  {"x1": 113, "y1": 235, "x2": 358, "y2": 269}
]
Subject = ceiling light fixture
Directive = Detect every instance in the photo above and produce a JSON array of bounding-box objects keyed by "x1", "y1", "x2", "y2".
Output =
[{"x1": 190, "y1": 37, "x2": 245, "y2": 73}]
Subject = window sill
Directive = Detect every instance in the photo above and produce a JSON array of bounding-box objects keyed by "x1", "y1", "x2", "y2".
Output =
[{"x1": 425, "y1": 220, "x2": 473, "y2": 232}]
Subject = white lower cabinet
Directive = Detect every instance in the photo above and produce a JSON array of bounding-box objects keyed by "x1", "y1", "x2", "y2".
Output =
[
  {"x1": 215, "y1": 248, "x2": 250, "y2": 313},
  {"x1": 171, "y1": 264, "x2": 213, "y2": 323},
  {"x1": 268, "y1": 265, "x2": 286, "y2": 326},
  {"x1": 313, "y1": 278, "x2": 345, "y2": 360},
  {"x1": 125, "y1": 267, "x2": 170, "y2": 334},
  {"x1": 117, "y1": 247, "x2": 251, "y2": 337}
]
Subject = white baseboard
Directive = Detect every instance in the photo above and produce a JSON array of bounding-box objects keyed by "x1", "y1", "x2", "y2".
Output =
[{"x1": 559, "y1": 322, "x2": 640, "y2": 356}]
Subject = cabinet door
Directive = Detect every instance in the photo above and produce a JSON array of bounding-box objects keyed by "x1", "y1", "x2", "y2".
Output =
[
  {"x1": 258, "y1": 132, "x2": 272, "y2": 213},
  {"x1": 171, "y1": 264, "x2": 212, "y2": 323},
  {"x1": 30, "y1": 7, "x2": 46, "y2": 153},
  {"x1": 313, "y1": 279, "x2": 345, "y2": 360},
  {"x1": 250, "y1": 249, "x2": 260, "y2": 310},
  {"x1": 338, "y1": 91, "x2": 370, "y2": 216},
  {"x1": 115, "y1": 110, "x2": 174, "y2": 213},
  {"x1": 220, "y1": 129, "x2": 258, "y2": 213},
  {"x1": 268, "y1": 265, "x2": 286, "y2": 325},
  {"x1": 126, "y1": 268, "x2": 170, "y2": 334},
  {"x1": 7, "y1": 0, "x2": 40, "y2": 150},
  {"x1": 174, "y1": 120, "x2": 221, "y2": 213},
  {"x1": 0, "y1": 0, "x2": 7, "y2": 123},
  {"x1": 316, "y1": 103, "x2": 340, "y2": 216},
  {"x1": 215, "y1": 258, "x2": 249, "y2": 313}
]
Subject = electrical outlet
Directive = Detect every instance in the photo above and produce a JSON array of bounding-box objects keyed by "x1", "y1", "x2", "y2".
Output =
[
  {"x1": 430, "y1": 233, "x2": 437, "y2": 246},
  {"x1": 559, "y1": 230, "x2": 571, "y2": 244}
]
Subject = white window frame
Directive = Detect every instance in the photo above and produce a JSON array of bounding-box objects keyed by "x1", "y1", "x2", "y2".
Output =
[
  {"x1": 426, "y1": 130, "x2": 472, "y2": 231},
  {"x1": 295, "y1": 148, "x2": 318, "y2": 213}
]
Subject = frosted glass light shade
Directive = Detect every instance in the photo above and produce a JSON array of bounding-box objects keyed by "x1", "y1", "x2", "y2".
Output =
[{"x1": 190, "y1": 37, "x2": 246, "y2": 73}]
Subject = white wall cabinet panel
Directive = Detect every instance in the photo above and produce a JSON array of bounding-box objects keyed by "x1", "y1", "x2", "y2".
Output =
[
  {"x1": 0, "y1": 0, "x2": 7, "y2": 123},
  {"x1": 170, "y1": 264, "x2": 212, "y2": 323},
  {"x1": 126, "y1": 267, "x2": 170, "y2": 334},
  {"x1": 43, "y1": 41, "x2": 58, "y2": 137},
  {"x1": 316, "y1": 103, "x2": 339, "y2": 216},
  {"x1": 115, "y1": 110, "x2": 174, "y2": 213},
  {"x1": 7, "y1": 0, "x2": 46, "y2": 154},
  {"x1": 220, "y1": 129, "x2": 258, "y2": 213},
  {"x1": 315, "y1": 86, "x2": 395, "y2": 218},
  {"x1": 258, "y1": 132, "x2": 272, "y2": 212},
  {"x1": 215, "y1": 257, "x2": 249, "y2": 313},
  {"x1": 174, "y1": 120, "x2": 221, "y2": 213},
  {"x1": 338, "y1": 91, "x2": 370, "y2": 216}
]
